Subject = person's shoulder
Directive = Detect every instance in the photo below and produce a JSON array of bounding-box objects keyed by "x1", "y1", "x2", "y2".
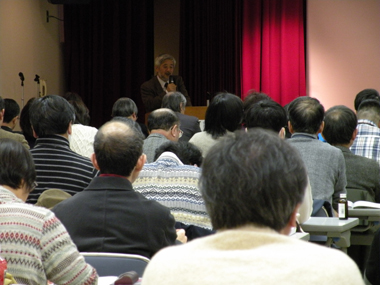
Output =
[{"x1": 141, "y1": 76, "x2": 156, "y2": 87}]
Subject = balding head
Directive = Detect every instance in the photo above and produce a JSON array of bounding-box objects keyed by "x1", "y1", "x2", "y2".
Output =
[{"x1": 93, "y1": 120, "x2": 144, "y2": 176}]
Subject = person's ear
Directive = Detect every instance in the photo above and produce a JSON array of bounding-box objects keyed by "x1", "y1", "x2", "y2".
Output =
[
  {"x1": 90, "y1": 153, "x2": 100, "y2": 170},
  {"x1": 317, "y1": 121, "x2": 325, "y2": 134},
  {"x1": 278, "y1": 127, "x2": 285, "y2": 139},
  {"x1": 352, "y1": 128, "x2": 358, "y2": 141},
  {"x1": 288, "y1": 121, "x2": 294, "y2": 134},
  {"x1": 0, "y1": 109, "x2": 4, "y2": 121},
  {"x1": 170, "y1": 124, "x2": 178, "y2": 138},
  {"x1": 11, "y1": 116, "x2": 18, "y2": 127},
  {"x1": 68, "y1": 121, "x2": 73, "y2": 135},
  {"x1": 32, "y1": 126, "x2": 38, "y2": 139},
  {"x1": 280, "y1": 204, "x2": 300, "y2": 236},
  {"x1": 135, "y1": 154, "x2": 147, "y2": 172}
]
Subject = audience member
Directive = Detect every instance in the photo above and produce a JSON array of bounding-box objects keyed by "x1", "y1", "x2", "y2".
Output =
[
  {"x1": 287, "y1": 97, "x2": 346, "y2": 211},
  {"x1": 0, "y1": 138, "x2": 98, "y2": 284},
  {"x1": 323, "y1": 105, "x2": 380, "y2": 202},
  {"x1": 350, "y1": 99, "x2": 380, "y2": 164},
  {"x1": 245, "y1": 99, "x2": 312, "y2": 223},
  {"x1": 141, "y1": 54, "x2": 191, "y2": 112},
  {"x1": 27, "y1": 95, "x2": 97, "y2": 204},
  {"x1": 162, "y1": 92, "x2": 201, "y2": 142},
  {"x1": 243, "y1": 90, "x2": 271, "y2": 122},
  {"x1": 189, "y1": 92, "x2": 243, "y2": 158},
  {"x1": 111, "y1": 97, "x2": 148, "y2": 137},
  {"x1": 354, "y1": 88, "x2": 380, "y2": 112},
  {"x1": 1, "y1": 98, "x2": 20, "y2": 132},
  {"x1": 144, "y1": 108, "x2": 181, "y2": 162},
  {"x1": 134, "y1": 141, "x2": 212, "y2": 240},
  {"x1": 155, "y1": 140, "x2": 202, "y2": 167},
  {"x1": 19, "y1": 97, "x2": 37, "y2": 148},
  {"x1": 245, "y1": 99, "x2": 287, "y2": 137},
  {"x1": 141, "y1": 129, "x2": 363, "y2": 285},
  {"x1": 64, "y1": 92, "x2": 98, "y2": 158},
  {"x1": 0, "y1": 97, "x2": 29, "y2": 149},
  {"x1": 53, "y1": 119, "x2": 178, "y2": 258}
]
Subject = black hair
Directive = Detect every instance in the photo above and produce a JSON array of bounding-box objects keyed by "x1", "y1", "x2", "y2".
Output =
[
  {"x1": 354, "y1": 89, "x2": 380, "y2": 111},
  {"x1": 29, "y1": 95, "x2": 75, "y2": 137},
  {"x1": 245, "y1": 99, "x2": 287, "y2": 132},
  {"x1": 0, "y1": 138, "x2": 36, "y2": 192},
  {"x1": 111, "y1": 97, "x2": 138, "y2": 117},
  {"x1": 3, "y1": 99, "x2": 20, "y2": 123},
  {"x1": 154, "y1": 141, "x2": 203, "y2": 166},
  {"x1": 323, "y1": 106, "x2": 357, "y2": 145},
  {"x1": 288, "y1": 96, "x2": 324, "y2": 134},
  {"x1": 205, "y1": 93, "x2": 243, "y2": 139}
]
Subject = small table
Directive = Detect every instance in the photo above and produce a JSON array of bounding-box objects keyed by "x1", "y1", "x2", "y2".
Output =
[
  {"x1": 348, "y1": 208, "x2": 380, "y2": 246},
  {"x1": 301, "y1": 217, "x2": 359, "y2": 253},
  {"x1": 290, "y1": 232, "x2": 310, "y2": 241}
]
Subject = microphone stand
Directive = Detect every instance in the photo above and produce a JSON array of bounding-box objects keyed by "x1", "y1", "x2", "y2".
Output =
[
  {"x1": 34, "y1": 75, "x2": 40, "y2": 98},
  {"x1": 19, "y1": 73, "x2": 25, "y2": 108}
]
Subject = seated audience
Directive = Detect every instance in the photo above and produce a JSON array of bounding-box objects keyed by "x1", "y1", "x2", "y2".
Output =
[
  {"x1": 1, "y1": 98, "x2": 20, "y2": 132},
  {"x1": 111, "y1": 97, "x2": 148, "y2": 137},
  {"x1": 53, "y1": 119, "x2": 178, "y2": 259},
  {"x1": 245, "y1": 99, "x2": 312, "y2": 223},
  {"x1": 161, "y1": 92, "x2": 201, "y2": 142},
  {"x1": 64, "y1": 92, "x2": 98, "y2": 158},
  {"x1": 354, "y1": 88, "x2": 380, "y2": 112},
  {"x1": 350, "y1": 99, "x2": 380, "y2": 164},
  {"x1": 134, "y1": 141, "x2": 212, "y2": 240},
  {"x1": 141, "y1": 129, "x2": 363, "y2": 285},
  {"x1": 144, "y1": 108, "x2": 181, "y2": 162},
  {"x1": 19, "y1": 97, "x2": 36, "y2": 148},
  {"x1": 287, "y1": 97, "x2": 346, "y2": 211},
  {"x1": 0, "y1": 97, "x2": 29, "y2": 149},
  {"x1": 0, "y1": 138, "x2": 97, "y2": 284},
  {"x1": 323, "y1": 105, "x2": 380, "y2": 202},
  {"x1": 27, "y1": 95, "x2": 97, "y2": 204},
  {"x1": 189, "y1": 92, "x2": 243, "y2": 157}
]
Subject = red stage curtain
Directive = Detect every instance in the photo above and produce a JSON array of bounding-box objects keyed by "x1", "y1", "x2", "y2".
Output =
[{"x1": 242, "y1": 0, "x2": 306, "y2": 105}]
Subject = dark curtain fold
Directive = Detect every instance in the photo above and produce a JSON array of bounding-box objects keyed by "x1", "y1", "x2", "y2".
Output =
[
  {"x1": 64, "y1": 0, "x2": 154, "y2": 127},
  {"x1": 179, "y1": 0, "x2": 242, "y2": 105},
  {"x1": 242, "y1": 0, "x2": 306, "y2": 105}
]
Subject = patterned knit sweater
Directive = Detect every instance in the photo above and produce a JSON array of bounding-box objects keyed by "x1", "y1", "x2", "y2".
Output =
[
  {"x1": 0, "y1": 186, "x2": 98, "y2": 285},
  {"x1": 133, "y1": 152, "x2": 212, "y2": 229}
]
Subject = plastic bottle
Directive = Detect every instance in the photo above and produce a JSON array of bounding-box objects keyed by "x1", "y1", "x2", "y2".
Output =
[{"x1": 338, "y1": 193, "x2": 348, "y2": 220}]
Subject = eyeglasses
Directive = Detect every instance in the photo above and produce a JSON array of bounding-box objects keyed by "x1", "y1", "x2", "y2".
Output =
[{"x1": 31, "y1": 182, "x2": 38, "y2": 191}]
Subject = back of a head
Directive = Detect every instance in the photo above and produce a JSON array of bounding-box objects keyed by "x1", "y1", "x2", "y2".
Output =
[
  {"x1": 288, "y1": 96, "x2": 324, "y2": 134},
  {"x1": 200, "y1": 129, "x2": 307, "y2": 232},
  {"x1": 245, "y1": 100, "x2": 287, "y2": 133},
  {"x1": 64, "y1": 92, "x2": 90, "y2": 125},
  {"x1": 3, "y1": 99, "x2": 20, "y2": 123},
  {"x1": 94, "y1": 120, "x2": 144, "y2": 176},
  {"x1": 154, "y1": 141, "x2": 203, "y2": 166},
  {"x1": 0, "y1": 138, "x2": 36, "y2": 192},
  {"x1": 243, "y1": 90, "x2": 272, "y2": 114},
  {"x1": 205, "y1": 93, "x2": 243, "y2": 139},
  {"x1": 111, "y1": 97, "x2": 138, "y2": 118},
  {"x1": 147, "y1": 108, "x2": 179, "y2": 132},
  {"x1": 161, "y1": 92, "x2": 186, "y2": 113},
  {"x1": 357, "y1": 99, "x2": 380, "y2": 123},
  {"x1": 354, "y1": 89, "x2": 380, "y2": 111},
  {"x1": 323, "y1": 106, "x2": 357, "y2": 145},
  {"x1": 19, "y1": 97, "x2": 36, "y2": 137},
  {"x1": 29, "y1": 95, "x2": 75, "y2": 137}
]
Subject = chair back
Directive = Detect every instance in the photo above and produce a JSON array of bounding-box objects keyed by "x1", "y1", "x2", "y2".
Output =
[
  {"x1": 80, "y1": 252, "x2": 149, "y2": 277},
  {"x1": 347, "y1": 188, "x2": 376, "y2": 203}
]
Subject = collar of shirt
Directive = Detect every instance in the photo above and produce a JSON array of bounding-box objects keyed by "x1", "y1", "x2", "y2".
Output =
[
  {"x1": 357, "y1": 119, "x2": 377, "y2": 127},
  {"x1": 157, "y1": 75, "x2": 168, "y2": 91}
]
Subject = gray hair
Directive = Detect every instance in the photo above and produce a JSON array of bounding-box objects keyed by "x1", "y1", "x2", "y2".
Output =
[
  {"x1": 162, "y1": 92, "x2": 187, "y2": 113},
  {"x1": 155, "y1": 54, "x2": 176, "y2": 67}
]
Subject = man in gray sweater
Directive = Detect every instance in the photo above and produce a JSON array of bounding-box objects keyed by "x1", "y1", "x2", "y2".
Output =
[{"x1": 287, "y1": 97, "x2": 346, "y2": 211}]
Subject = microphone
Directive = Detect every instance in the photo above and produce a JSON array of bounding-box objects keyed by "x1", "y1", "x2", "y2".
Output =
[
  {"x1": 19, "y1": 72, "x2": 24, "y2": 86},
  {"x1": 169, "y1": 75, "x2": 174, "y2": 84}
]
